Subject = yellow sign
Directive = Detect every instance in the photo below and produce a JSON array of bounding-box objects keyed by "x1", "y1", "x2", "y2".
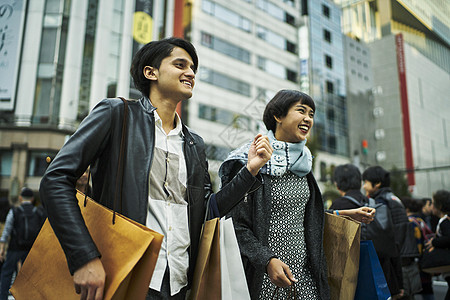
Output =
[{"x1": 133, "y1": 11, "x2": 152, "y2": 44}]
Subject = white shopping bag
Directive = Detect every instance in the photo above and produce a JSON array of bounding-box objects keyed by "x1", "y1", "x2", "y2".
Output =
[{"x1": 220, "y1": 217, "x2": 251, "y2": 300}]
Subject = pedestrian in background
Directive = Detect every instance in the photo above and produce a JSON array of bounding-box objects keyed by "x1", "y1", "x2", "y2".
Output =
[
  {"x1": 401, "y1": 197, "x2": 434, "y2": 300},
  {"x1": 421, "y1": 198, "x2": 439, "y2": 233},
  {"x1": 0, "y1": 187, "x2": 45, "y2": 300},
  {"x1": 426, "y1": 190, "x2": 450, "y2": 300},
  {"x1": 363, "y1": 166, "x2": 419, "y2": 299}
]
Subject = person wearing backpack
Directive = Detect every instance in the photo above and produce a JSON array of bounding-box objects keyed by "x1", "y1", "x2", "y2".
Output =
[
  {"x1": 363, "y1": 166, "x2": 420, "y2": 299},
  {"x1": 331, "y1": 164, "x2": 398, "y2": 296},
  {"x1": 0, "y1": 187, "x2": 45, "y2": 300}
]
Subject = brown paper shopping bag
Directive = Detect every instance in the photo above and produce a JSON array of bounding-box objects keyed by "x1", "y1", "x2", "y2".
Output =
[
  {"x1": 189, "y1": 217, "x2": 221, "y2": 300},
  {"x1": 323, "y1": 213, "x2": 361, "y2": 300},
  {"x1": 10, "y1": 191, "x2": 164, "y2": 300}
]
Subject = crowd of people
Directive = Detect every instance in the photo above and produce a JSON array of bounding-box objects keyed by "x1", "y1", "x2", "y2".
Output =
[
  {"x1": 0, "y1": 37, "x2": 447, "y2": 300},
  {"x1": 330, "y1": 164, "x2": 450, "y2": 300}
]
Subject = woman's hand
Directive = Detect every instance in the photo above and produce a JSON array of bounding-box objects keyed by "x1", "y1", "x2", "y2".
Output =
[
  {"x1": 266, "y1": 258, "x2": 297, "y2": 287},
  {"x1": 336, "y1": 207, "x2": 376, "y2": 224},
  {"x1": 247, "y1": 134, "x2": 273, "y2": 176}
]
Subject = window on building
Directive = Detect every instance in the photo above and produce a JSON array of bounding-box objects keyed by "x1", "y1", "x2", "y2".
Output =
[
  {"x1": 201, "y1": 32, "x2": 251, "y2": 64},
  {"x1": 328, "y1": 135, "x2": 336, "y2": 153},
  {"x1": 199, "y1": 68, "x2": 251, "y2": 96},
  {"x1": 198, "y1": 104, "x2": 251, "y2": 130},
  {"x1": 326, "y1": 80, "x2": 334, "y2": 94},
  {"x1": 257, "y1": 0, "x2": 295, "y2": 26},
  {"x1": 325, "y1": 54, "x2": 333, "y2": 69},
  {"x1": 286, "y1": 40, "x2": 296, "y2": 54},
  {"x1": 286, "y1": 69, "x2": 298, "y2": 83},
  {"x1": 28, "y1": 151, "x2": 57, "y2": 177},
  {"x1": 323, "y1": 29, "x2": 331, "y2": 43},
  {"x1": 202, "y1": 0, "x2": 252, "y2": 32},
  {"x1": 327, "y1": 108, "x2": 335, "y2": 121},
  {"x1": 285, "y1": 12, "x2": 295, "y2": 26},
  {"x1": 0, "y1": 150, "x2": 13, "y2": 176},
  {"x1": 322, "y1": 4, "x2": 330, "y2": 18},
  {"x1": 256, "y1": 25, "x2": 296, "y2": 54},
  {"x1": 320, "y1": 161, "x2": 327, "y2": 182}
]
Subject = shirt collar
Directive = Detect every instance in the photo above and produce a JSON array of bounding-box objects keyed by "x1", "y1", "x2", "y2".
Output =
[{"x1": 153, "y1": 109, "x2": 183, "y2": 137}]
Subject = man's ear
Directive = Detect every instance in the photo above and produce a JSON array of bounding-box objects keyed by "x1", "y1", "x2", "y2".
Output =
[
  {"x1": 274, "y1": 115, "x2": 282, "y2": 124},
  {"x1": 143, "y1": 66, "x2": 157, "y2": 80},
  {"x1": 375, "y1": 182, "x2": 382, "y2": 189}
]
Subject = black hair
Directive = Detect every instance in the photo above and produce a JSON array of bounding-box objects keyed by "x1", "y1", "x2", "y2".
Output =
[
  {"x1": 401, "y1": 197, "x2": 423, "y2": 213},
  {"x1": 333, "y1": 164, "x2": 362, "y2": 192},
  {"x1": 432, "y1": 189, "x2": 450, "y2": 214},
  {"x1": 263, "y1": 90, "x2": 315, "y2": 132},
  {"x1": 130, "y1": 37, "x2": 198, "y2": 97},
  {"x1": 362, "y1": 166, "x2": 390, "y2": 188}
]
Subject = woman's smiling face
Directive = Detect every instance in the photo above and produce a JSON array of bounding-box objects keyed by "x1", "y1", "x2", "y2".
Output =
[{"x1": 274, "y1": 101, "x2": 314, "y2": 143}]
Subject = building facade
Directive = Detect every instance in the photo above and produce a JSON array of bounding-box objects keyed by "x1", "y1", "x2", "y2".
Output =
[{"x1": 334, "y1": 0, "x2": 450, "y2": 196}]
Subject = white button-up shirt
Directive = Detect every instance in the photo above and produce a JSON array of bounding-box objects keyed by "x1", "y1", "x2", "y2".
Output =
[{"x1": 147, "y1": 110, "x2": 189, "y2": 295}]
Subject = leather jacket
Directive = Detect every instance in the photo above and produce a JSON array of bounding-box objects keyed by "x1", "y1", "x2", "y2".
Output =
[{"x1": 40, "y1": 97, "x2": 260, "y2": 285}]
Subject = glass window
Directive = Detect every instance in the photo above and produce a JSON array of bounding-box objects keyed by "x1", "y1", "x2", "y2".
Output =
[
  {"x1": 320, "y1": 161, "x2": 327, "y2": 182},
  {"x1": 286, "y1": 69, "x2": 297, "y2": 83},
  {"x1": 28, "y1": 151, "x2": 57, "y2": 177},
  {"x1": 323, "y1": 29, "x2": 331, "y2": 43},
  {"x1": 203, "y1": 0, "x2": 252, "y2": 32},
  {"x1": 0, "y1": 151, "x2": 13, "y2": 176},
  {"x1": 256, "y1": 25, "x2": 295, "y2": 52},
  {"x1": 325, "y1": 54, "x2": 333, "y2": 69},
  {"x1": 200, "y1": 68, "x2": 251, "y2": 96},
  {"x1": 326, "y1": 80, "x2": 334, "y2": 93},
  {"x1": 39, "y1": 28, "x2": 58, "y2": 64},
  {"x1": 33, "y1": 78, "x2": 52, "y2": 123},
  {"x1": 322, "y1": 4, "x2": 330, "y2": 18},
  {"x1": 328, "y1": 135, "x2": 336, "y2": 153},
  {"x1": 286, "y1": 41, "x2": 296, "y2": 54},
  {"x1": 201, "y1": 32, "x2": 250, "y2": 64},
  {"x1": 257, "y1": 0, "x2": 295, "y2": 26}
]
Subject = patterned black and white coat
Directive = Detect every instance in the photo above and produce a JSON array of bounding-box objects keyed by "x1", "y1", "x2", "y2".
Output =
[{"x1": 220, "y1": 160, "x2": 330, "y2": 300}]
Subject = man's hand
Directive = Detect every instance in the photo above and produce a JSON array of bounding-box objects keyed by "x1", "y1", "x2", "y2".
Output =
[
  {"x1": 337, "y1": 207, "x2": 376, "y2": 224},
  {"x1": 266, "y1": 258, "x2": 297, "y2": 287},
  {"x1": 425, "y1": 238, "x2": 434, "y2": 252},
  {"x1": 73, "y1": 258, "x2": 106, "y2": 300},
  {"x1": 247, "y1": 134, "x2": 273, "y2": 176}
]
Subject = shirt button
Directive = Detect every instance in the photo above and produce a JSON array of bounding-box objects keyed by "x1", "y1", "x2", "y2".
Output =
[
  {"x1": 169, "y1": 226, "x2": 172, "y2": 231},
  {"x1": 164, "y1": 182, "x2": 168, "y2": 188},
  {"x1": 166, "y1": 157, "x2": 170, "y2": 163}
]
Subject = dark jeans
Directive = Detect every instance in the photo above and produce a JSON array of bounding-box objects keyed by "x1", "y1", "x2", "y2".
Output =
[
  {"x1": 0, "y1": 250, "x2": 28, "y2": 300},
  {"x1": 146, "y1": 266, "x2": 188, "y2": 300}
]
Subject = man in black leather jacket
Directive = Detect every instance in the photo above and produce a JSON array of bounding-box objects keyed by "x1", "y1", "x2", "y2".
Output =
[{"x1": 40, "y1": 37, "x2": 272, "y2": 300}]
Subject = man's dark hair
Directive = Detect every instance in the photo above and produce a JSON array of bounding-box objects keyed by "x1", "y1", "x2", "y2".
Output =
[
  {"x1": 333, "y1": 164, "x2": 362, "y2": 192},
  {"x1": 130, "y1": 37, "x2": 198, "y2": 97},
  {"x1": 362, "y1": 166, "x2": 390, "y2": 188},
  {"x1": 433, "y1": 189, "x2": 450, "y2": 214},
  {"x1": 263, "y1": 90, "x2": 315, "y2": 132},
  {"x1": 401, "y1": 197, "x2": 423, "y2": 214}
]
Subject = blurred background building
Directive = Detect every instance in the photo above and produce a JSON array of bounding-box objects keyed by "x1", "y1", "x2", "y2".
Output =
[{"x1": 0, "y1": 0, "x2": 448, "y2": 202}]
